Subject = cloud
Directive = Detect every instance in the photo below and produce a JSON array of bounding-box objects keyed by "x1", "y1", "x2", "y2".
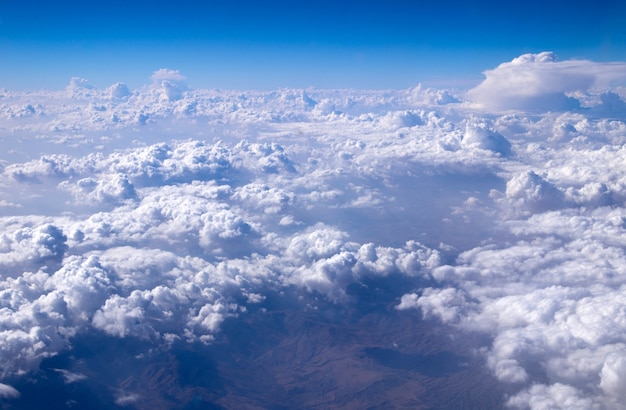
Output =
[
  {"x1": 404, "y1": 207, "x2": 626, "y2": 408},
  {"x1": 379, "y1": 110, "x2": 424, "y2": 129},
  {"x1": 0, "y1": 383, "x2": 20, "y2": 399},
  {"x1": 150, "y1": 69, "x2": 188, "y2": 101},
  {"x1": 2, "y1": 60, "x2": 626, "y2": 407},
  {"x1": 108, "y1": 82, "x2": 131, "y2": 99},
  {"x1": 0, "y1": 223, "x2": 68, "y2": 273},
  {"x1": 409, "y1": 84, "x2": 460, "y2": 105},
  {"x1": 401, "y1": 288, "x2": 469, "y2": 323},
  {"x1": 53, "y1": 368, "x2": 88, "y2": 383},
  {"x1": 507, "y1": 383, "x2": 596, "y2": 410},
  {"x1": 494, "y1": 171, "x2": 566, "y2": 216},
  {"x1": 67, "y1": 77, "x2": 95, "y2": 92},
  {"x1": 0, "y1": 157, "x2": 447, "y2": 376},
  {"x1": 60, "y1": 174, "x2": 137, "y2": 206},
  {"x1": 600, "y1": 354, "x2": 626, "y2": 400},
  {"x1": 114, "y1": 393, "x2": 140, "y2": 406},
  {"x1": 151, "y1": 69, "x2": 186, "y2": 85},
  {"x1": 467, "y1": 52, "x2": 626, "y2": 112},
  {"x1": 462, "y1": 119, "x2": 511, "y2": 156}
]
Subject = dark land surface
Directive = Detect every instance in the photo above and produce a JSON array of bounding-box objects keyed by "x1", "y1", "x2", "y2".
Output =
[{"x1": 2, "y1": 278, "x2": 507, "y2": 409}]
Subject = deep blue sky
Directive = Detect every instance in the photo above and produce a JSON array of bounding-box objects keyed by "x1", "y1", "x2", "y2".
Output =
[{"x1": 1, "y1": 0, "x2": 625, "y2": 90}]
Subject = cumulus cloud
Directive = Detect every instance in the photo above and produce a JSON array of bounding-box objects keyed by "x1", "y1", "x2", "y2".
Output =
[
  {"x1": 493, "y1": 171, "x2": 566, "y2": 216},
  {"x1": 507, "y1": 383, "x2": 596, "y2": 410},
  {"x1": 404, "y1": 207, "x2": 626, "y2": 408},
  {"x1": 379, "y1": 110, "x2": 424, "y2": 129},
  {"x1": 0, "y1": 223, "x2": 68, "y2": 273},
  {"x1": 150, "y1": 68, "x2": 188, "y2": 101},
  {"x1": 151, "y1": 68, "x2": 186, "y2": 84},
  {"x1": 108, "y1": 82, "x2": 131, "y2": 99},
  {"x1": 60, "y1": 174, "x2": 137, "y2": 206},
  {"x1": 462, "y1": 119, "x2": 511, "y2": 156},
  {"x1": 1, "y1": 58, "x2": 626, "y2": 407},
  {"x1": 468, "y1": 52, "x2": 626, "y2": 112},
  {"x1": 67, "y1": 77, "x2": 95, "y2": 92}
]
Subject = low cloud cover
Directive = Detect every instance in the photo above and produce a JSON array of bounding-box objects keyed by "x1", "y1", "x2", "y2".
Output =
[{"x1": 1, "y1": 56, "x2": 626, "y2": 408}]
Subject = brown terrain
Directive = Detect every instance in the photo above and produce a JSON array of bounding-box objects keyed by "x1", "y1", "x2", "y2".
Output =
[{"x1": 4, "y1": 281, "x2": 507, "y2": 409}]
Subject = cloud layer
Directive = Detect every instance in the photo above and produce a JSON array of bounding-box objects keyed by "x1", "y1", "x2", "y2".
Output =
[{"x1": 1, "y1": 55, "x2": 626, "y2": 408}]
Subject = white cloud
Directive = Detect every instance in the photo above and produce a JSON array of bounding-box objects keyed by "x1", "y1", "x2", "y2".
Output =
[
  {"x1": 379, "y1": 110, "x2": 424, "y2": 129},
  {"x1": 54, "y1": 368, "x2": 88, "y2": 383},
  {"x1": 67, "y1": 77, "x2": 95, "y2": 95},
  {"x1": 92, "y1": 290, "x2": 165, "y2": 340},
  {"x1": 494, "y1": 171, "x2": 566, "y2": 216},
  {"x1": 507, "y1": 383, "x2": 597, "y2": 410},
  {"x1": 108, "y1": 82, "x2": 131, "y2": 99},
  {"x1": 462, "y1": 119, "x2": 511, "y2": 156},
  {"x1": 0, "y1": 223, "x2": 68, "y2": 273},
  {"x1": 150, "y1": 69, "x2": 188, "y2": 101},
  {"x1": 600, "y1": 354, "x2": 626, "y2": 401},
  {"x1": 115, "y1": 393, "x2": 141, "y2": 406},
  {"x1": 60, "y1": 174, "x2": 137, "y2": 205},
  {"x1": 150, "y1": 68, "x2": 186, "y2": 85},
  {"x1": 467, "y1": 52, "x2": 626, "y2": 112},
  {"x1": 1, "y1": 59, "x2": 626, "y2": 407},
  {"x1": 285, "y1": 225, "x2": 348, "y2": 262},
  {"x1": 412, "y1": 287, "x2": 470, "y2": 323},
  {"x1": 0, "y1": 383, "x2": 20, "y2": 399},
  {"x1": 395, "y1": 292, "x2": 419, "y2": 310},
  {"x1": 403, "y1": 207, "x2": 626, "y2": 408}
]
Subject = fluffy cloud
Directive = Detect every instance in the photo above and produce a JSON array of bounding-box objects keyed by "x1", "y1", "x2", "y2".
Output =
[
  {"x1": 150, "y1": 68, "x2": 188, "y2": 101},
  {"x1": 60, "y1": 174, "x2": 137, "y2": 205},
  {"x1": 150, "y1": 68, "x2": 186, "y2": 85},
  {"x1": 108, "y1": 82, "x2": 131, "y2": 99},
  {"x1": 406, "y1": 207, "x2": 626, "y2": 408},
  {"x1": 66, "y1": 77, "x2": 95, "y2": 97},
  {"x1": 494, "y1": 171, "x2": 566, "y2": 216},
  {"x1": 507, "y1": 383, "x2": 597, "y2": 410},
  {"x1": 1, "y1": 56, "x2": 626, "y2": 407},
  {"x1": 462, "y1": 120, "x2": 511, "y2": 155},
  {"x1": 0, "y1": 136, "x2": 449, "y2": 375},
  {"x1": 467, "y1": 52, "x2": 626, "y2": 112},
  {"x1": 0, "y1": 223, "x2": 68, "y2": 273}
]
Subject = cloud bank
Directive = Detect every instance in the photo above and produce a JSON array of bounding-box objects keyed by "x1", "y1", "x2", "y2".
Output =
[
  {"x1": 468, "y1": 52, "x2": 626, "y2": 112},
  {"x1": 1, "y1": 56, "x2": 626, "y2": 408}
]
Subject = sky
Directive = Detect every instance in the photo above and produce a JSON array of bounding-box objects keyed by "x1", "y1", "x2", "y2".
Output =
[{"x1": 1, "y1": 0, "x2": 625, "y2": 90}]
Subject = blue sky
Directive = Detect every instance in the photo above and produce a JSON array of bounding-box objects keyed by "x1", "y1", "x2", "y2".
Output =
[{"x1": 1, "y1": 0, "x2": 625, "y2": 90}]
